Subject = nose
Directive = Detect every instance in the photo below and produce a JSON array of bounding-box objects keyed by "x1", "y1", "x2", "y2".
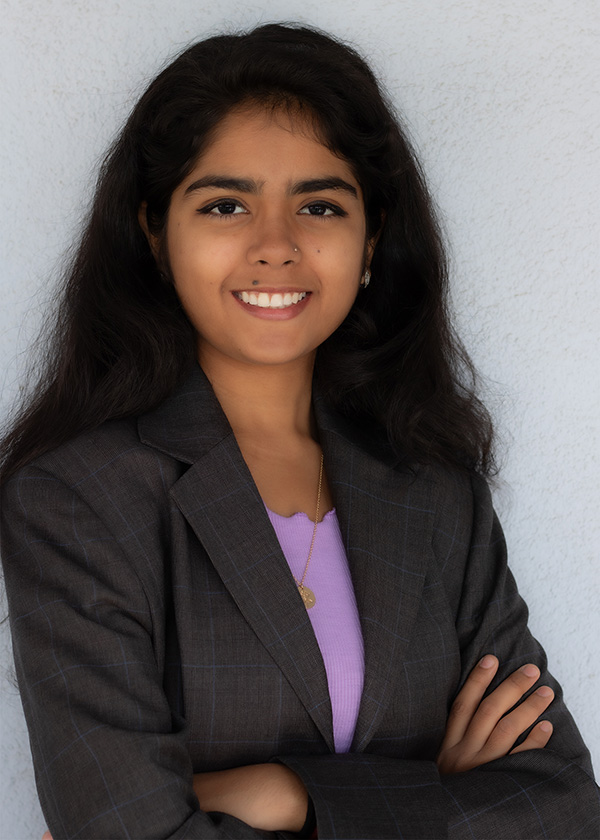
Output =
[{"x1": 246, "y1": 215, "x2": 300, "y2": 268}]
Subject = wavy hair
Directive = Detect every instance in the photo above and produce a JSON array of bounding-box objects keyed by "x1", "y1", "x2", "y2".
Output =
[{"x1": 0, "y1": 23, "x2": 494, "y2": 480}]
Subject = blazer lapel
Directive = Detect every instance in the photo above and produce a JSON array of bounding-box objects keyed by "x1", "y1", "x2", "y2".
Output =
[
  {"x1": 315, "y1": 401, "x2": 435, "y2": 752},
  {"x1": 138, "y1": 368, "x2": 335, "y2": 751}
]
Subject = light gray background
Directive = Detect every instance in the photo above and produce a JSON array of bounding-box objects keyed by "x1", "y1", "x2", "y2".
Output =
[{"x1": 1, "y1": 1, "x2": 598, "y2": 837}]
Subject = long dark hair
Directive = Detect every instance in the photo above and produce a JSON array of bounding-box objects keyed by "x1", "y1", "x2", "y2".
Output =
[{"x1": 0, "y1": 23, "x2": 494, "y2": 481}]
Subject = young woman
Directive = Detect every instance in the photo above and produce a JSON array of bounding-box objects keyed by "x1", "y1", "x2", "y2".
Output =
[{"x1": 1, "y1": 23, "x2": 598, "y2": 839}]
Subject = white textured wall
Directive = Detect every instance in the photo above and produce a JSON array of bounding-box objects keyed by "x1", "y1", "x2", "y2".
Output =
[{"x1": 1, "y1": 1, "x2": 598, "y2": 836}]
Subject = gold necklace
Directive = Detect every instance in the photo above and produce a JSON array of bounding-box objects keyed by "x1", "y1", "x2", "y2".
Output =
[{"x1": 294, "y1": 453, "x2": 324, "y2": 610}]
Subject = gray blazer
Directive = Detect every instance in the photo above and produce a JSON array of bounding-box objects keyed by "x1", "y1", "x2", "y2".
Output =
[{"x1": 2, "y1": 366, "x2": 599, "y2": 839}]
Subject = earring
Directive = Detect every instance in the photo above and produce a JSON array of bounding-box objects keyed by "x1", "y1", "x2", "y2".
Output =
[{"x1": 361, "y1": 268, "x2": 371, "y2": 288}]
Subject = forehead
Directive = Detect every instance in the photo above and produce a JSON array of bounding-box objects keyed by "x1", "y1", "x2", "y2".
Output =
[{"x1": 185, "y1": 104, "x2": 358, "y2": 184}]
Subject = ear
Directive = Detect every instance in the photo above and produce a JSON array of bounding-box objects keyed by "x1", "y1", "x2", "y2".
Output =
[
  {"x1": 365, "y1": 211, "x2": 385, "y2": 268},
  {"x1": 138, "y1": 201, "x2": 160, "y2": 259}
]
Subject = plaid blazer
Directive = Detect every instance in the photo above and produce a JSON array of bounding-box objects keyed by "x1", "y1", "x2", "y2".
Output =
[{"x1": 2, "y1": 366, "x2": 599, "y2": 839}]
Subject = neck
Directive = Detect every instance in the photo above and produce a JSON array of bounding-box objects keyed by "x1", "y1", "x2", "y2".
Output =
[{"x1": 199, "y1": 350, "x2": 316, "y2": 442}]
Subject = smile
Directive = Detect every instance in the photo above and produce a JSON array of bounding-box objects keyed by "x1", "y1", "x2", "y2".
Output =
[{"x1": 234, "y1": 291, "x2": 309, "y2": 309}]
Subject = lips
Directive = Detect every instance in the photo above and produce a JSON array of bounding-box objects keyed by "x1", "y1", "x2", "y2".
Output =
[{"x1": 234, "y1": 291, "x2": 309, "y2": 309}]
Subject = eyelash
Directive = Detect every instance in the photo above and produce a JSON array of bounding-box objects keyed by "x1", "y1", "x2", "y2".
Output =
[
  {"x1": 199, "y1": 200, "x2": 246, "y2": 217},
  {"x1": 198, "y1": 200, "x2": 347, "y2": 218},
  {"x1": 300, "y1": 202, "x2": 347, "y2": 218}
]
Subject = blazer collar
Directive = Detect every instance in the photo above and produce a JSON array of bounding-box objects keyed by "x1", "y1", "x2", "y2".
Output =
[
  {"x1": 138, "y1": 365, "x2": 231, "y2": 464},
  {"x1": 138, "y1": 367, "x2": 434, "y2": 753},
  {"x1": 139, "y1": 367, "x2": 335, "y2": 748},
  {"x1": 313, "y1": 399, "x2": 435, "y2": 751}
]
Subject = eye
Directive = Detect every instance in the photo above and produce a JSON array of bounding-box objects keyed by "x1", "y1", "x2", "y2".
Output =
[
  {"x1": 200, "y1": 200, "x2": 247, "y2": 216},
  {"x1": 298, "y1": 202, "x2": 346, "y2": 218}
]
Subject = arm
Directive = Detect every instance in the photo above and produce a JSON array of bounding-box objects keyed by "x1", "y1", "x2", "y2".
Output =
[
  {"x1": 276, "y1": 472, "x2": 600, "y2": 839},
  {"x1": 38, "y1": 656, "x2": 558, "y2": 840},
  {"x1": 6, "y1": 465, "x2": 598, "y2": 839},
  {"x1": 1, "y1": 465, "x2": 299, "y2": 839},
  {"x1": 190, "y1": 655, "x2": 554, "y2": 830},
  {"x1": 193, "y1": 764, "x2": 309, "y2": 833}
]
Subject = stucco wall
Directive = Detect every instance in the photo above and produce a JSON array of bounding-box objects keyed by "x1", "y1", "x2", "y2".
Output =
[{"x1": 1, "y1": 1, "x2": 598, "y2": 836}]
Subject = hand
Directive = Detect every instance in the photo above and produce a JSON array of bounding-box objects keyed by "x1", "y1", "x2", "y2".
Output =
[
  {"x1": 436, "y1": 655, "x2": 554, "y2": 774},
  {"x1": 41, "y1": 766, "x2": 307, "y2": 837},
  {"x1": 193, "y1": 762, "x2": 308, "y2": 832}
]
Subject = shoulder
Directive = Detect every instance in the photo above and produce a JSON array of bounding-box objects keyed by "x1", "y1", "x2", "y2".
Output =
[
  {"x1": 357, "y1": 447, "x2": 498, "y2": 584},
  {"x1": 1, "y1": 417, "x2": 185, "y2": 540},
  {"x1": 315, "y1": 394, "x2": 489, "y2": 513},
  {"x1": 322, "y1": 405, "x2": 494, "y2": 560},
  {"x1": 35, "y1": 416, "x2": 178, "y2": 482},
  {"x1": 0, "y1": 416, "x2": 188, "y2": 620},
  {"x1": 2, "y1": 364, "x2": 226, "y2": 505},
  {"x1": 417, "y1": 460, "x2": 495, "y2": 545},
  {"x1": 425, "y1": 461, "x2": 491, "y2": 525},
  {"x1": 417, "y1": 461, "x2": 508, "y2": 617}
]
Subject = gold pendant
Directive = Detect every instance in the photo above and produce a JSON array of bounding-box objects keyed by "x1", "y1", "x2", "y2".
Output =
[{"x1": 299, "y1": 585, "x2": 316, "y2": 609}]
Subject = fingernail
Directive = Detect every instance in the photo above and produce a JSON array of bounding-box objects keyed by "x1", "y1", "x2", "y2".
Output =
[
  {"x1": 479, "y1": 655, "x2": 496, "y2": 669},
  {"x1": 536, "y1": 686, "x2": 553, "y2": 697},
  {"x1": 540, "y1": 721, "x2": 553, "y2": 732},
  {"x1": 520, "y1": 664, "x2": 539, "y2": 678}
]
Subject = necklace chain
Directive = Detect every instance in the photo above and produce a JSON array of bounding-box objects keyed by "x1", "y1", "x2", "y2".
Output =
[{"x1": 293, "y1": 453, "x2": 324, "y2": 609}]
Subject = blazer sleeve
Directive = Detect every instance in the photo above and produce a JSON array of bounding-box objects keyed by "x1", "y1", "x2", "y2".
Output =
[
  {"x1": 277, "y1": 472, "x2": 600, "y2": 839},
  {"x1": 1, "y1": 466, "x2": 291, "y2": 840}
]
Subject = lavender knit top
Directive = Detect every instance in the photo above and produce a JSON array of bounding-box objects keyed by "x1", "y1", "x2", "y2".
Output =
[{"x1": 266, "y1": 507, "x2": 364, "y2": 753}]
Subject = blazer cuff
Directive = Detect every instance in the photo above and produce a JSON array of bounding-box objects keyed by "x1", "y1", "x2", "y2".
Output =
[
  {"x1": 277, "y1": 753, "x2": 444, "y2": 839},
  {"x1": 297, "y1": 795, "x2": 317, "y2": 838}
]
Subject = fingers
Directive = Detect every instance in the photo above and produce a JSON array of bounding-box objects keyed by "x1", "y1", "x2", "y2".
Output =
[
  {"x1": 479, "y1": 683, "x2": 554, "y2": 765},
  {"x1": 510, "y1": 719, "x2": 554, "y2": 754},
  {"x1": 438, "y1": 657, "x2": 555, "y2": 774},
  {"x1": 442, "y1": 655, "x2": 499, "y2": 749},
  {"x1": 463, "y1": 663, "x2": 545, "y2": 746},
  {"x1": 486, "y1": 682, "x2": 554, "y2": 747}
]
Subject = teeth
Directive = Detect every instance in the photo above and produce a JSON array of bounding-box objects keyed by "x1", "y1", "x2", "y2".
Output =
[{"x1": 238, "y1": 291, "x2": 307, "y2": 309}]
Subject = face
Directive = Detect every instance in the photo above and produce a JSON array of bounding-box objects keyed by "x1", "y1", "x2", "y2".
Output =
[{"x1": 156, "y1": 106, "x2": 374, "y2": 373}]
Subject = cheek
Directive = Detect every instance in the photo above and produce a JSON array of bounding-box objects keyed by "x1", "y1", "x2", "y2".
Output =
[
  {"x1": 325, "y1": 243, "x2": 365, "y2": 292},
  {"x1": 170, "y1": 236, "x2": 238, "y2": 290},
  {"x1": 171, "y1": 283, "x2": 197, "y2": 324},
  {"x1": 315, "y1": 225, "x2": 364, "y2": 269},
  {"x1": 320, "y1": 263, "x2": 361, "y2": 326}
]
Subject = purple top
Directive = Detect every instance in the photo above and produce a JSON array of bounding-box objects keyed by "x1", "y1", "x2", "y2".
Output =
[{"x1": 266, "y1": 507, "x2": 364, "y2": 753}]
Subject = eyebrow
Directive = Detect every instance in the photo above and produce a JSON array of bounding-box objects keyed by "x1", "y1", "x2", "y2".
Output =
[
  {"x1": 183, "y1": 175, "x2": 358, "y2": 199},
  {"x1": 290, "y1": 178, "x2": 358, "y2": 198},
  {"x1": 184, "y1": 176, "x2": 257, "y2": 195}
]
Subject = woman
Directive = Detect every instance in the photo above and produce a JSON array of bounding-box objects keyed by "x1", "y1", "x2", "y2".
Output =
[{"x1": 1, "y1": 23, "x2": 598, "y2": 839}]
